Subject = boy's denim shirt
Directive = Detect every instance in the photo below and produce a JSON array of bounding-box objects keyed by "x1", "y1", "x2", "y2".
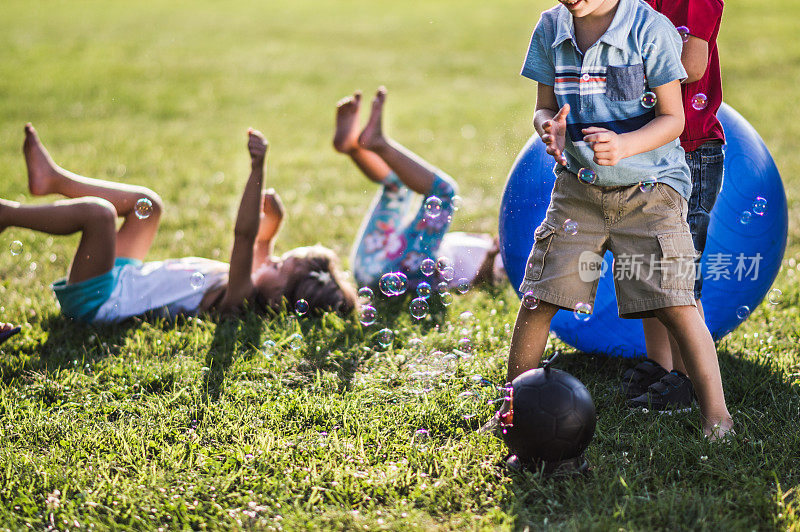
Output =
[{"x1": 522, "y1": 0, "x2": 692, "y2": 199}]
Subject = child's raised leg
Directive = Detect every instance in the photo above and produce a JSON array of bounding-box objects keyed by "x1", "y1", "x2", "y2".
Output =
[
  {"x1": 0, "y1": 197, "x2": 117, "y2": 284},
  {"x1": 653, "y1": 304, "x2": 733, "y2": 440},
  {"x1": 333, "y1": 91, "x2": 392, "y2": 183},
  {"x1": 24, "y1": 124, "x2": 163, "y2": 261}
]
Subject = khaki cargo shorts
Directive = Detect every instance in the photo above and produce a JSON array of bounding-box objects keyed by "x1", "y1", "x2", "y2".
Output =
[{"x1": 519, "y1": 168, "x2": 697, "y2": 319}]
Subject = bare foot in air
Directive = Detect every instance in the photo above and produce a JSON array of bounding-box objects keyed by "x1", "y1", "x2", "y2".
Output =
[
  {"x1": 23, "y1": 123, "x2": 61, "y2": 196},
  {"x1": 333, "y1": 91, "x2": 363, "y2": 153},
  {"x1": 358, "y1": 87, "x2": 390, "y2": 152}
]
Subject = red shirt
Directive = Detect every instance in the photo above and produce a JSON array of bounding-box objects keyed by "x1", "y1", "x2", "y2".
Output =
[{"x1": 646, "y1": 0, "x2": 725, "y2": 152}]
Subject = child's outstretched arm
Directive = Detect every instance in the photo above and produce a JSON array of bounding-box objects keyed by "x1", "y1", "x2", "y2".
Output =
[
  {"x1": 582, "y1": 80, "x2": 685, "y2": 166},
  {"x1": 533, "y1": 83, "x2": 569, "y2": 165},
  {"x1": 218, "y1": 129, "x2": 268, "y2": 312}
]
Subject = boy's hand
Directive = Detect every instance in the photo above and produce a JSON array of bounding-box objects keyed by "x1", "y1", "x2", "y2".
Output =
[
  {"x1": 248, "y1": 128, "x2": 269, "y2": 166},
  {"x1": 257, "y1": 188, "x2": 285, "y2": 241},
  {"x1": 541, "y1": 104, "x2": 570, "y2": 165},
  {"x1": 582, "y1": 127, "x2": 626, "y2": 166}
]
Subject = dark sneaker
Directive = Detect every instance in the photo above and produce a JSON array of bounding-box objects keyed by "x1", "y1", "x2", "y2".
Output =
[
  {"x1": 619, "y1": 359, "x2": 668, "y2": 400},
  {"x1": 628, "y1": 370, "x2": 695, "y2": 413}
]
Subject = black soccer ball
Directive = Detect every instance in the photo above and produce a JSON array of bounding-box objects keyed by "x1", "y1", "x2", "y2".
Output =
[{"x1": 501, "y1": 366, "x2": 596, "y2": 464}]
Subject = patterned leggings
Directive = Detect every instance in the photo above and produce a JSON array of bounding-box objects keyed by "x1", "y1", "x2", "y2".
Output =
[{"x1": 351, "y1": 171, "x2": 458, "y2": 287}]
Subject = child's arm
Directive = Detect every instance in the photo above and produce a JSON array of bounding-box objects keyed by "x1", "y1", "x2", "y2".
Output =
[
  {"x1": 681, "y1": 36, "x2": 709, "y2": 84},
  {"x1": 582, "y1": 80, "x2": 685, "y2": 166},
  {"x1": 218, "y1": 129, "x2": 268, "y2": 312},
  {"x1": 252, "y1": 189, "x2": 285, "y2": 270},
  {"x1": 533, "y1": 83, "x2": 570, "y2": 165}
]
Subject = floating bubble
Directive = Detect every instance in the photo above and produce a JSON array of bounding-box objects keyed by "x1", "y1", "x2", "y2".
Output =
[
  {"x1": 639, "y1": 176, "x2": 657, "y2": 192},
  {"x1": 436, "y1": 256, "x2": 453, "y2": 273},
  {"x1": 395, "y1": 272, "x2": 409, "y2": 295},
  {"x1": 134, "y1": 198, "x2": 153, "y2": 219},
  {"x1": 457, "y1": 337, "x2": 473, "y2": 354},
  {"x1": 414, "y1": 428, "x2": 430, "y2": 440},
  {"x1": 456, "y1": 278, "x2": 470, "y2": 294},
  {"x1": 295, "y1": 299, "x2": 309, "y2": 316},
  {"x1": 740, "y1": 211, "x2": 753, "y2": 225},
  {"x1": 676, "y1": 25, "x2": 690, "y2": 42},
  {"x1": 407, "y1": 337, "x2": 424, "y2": 353},
  {"x1": 436, "y1": 281, "x2": 449, "y2": 295},
  {"x1": 377, "y1": 328, "x2": 394, "y2": 348},
  {"x1": 379, "y1": 272, "x2": 403, "y2": 296},
  {"x1": 522, "y1": 291, "x2": 540, "y2": 310},
  {"x1": 420, "y1": 259, "x2": 436, "y2": 277},
  {"x1": 452, "y1": 195, "x2": 463, "y2": 211},
  {"x1": 768, "y1": 288, "x2": 782, "y2": 305},
  {"x1": 752, "y1": 197, "x2": 767, "y2": 216},
  {"x1": 9, "y1": 241, "x2": 22, "y2": 256},
  {"x1": 409, "y1": 297, "x2": 429, "y2": 320},
  {"x1": 562, "y1": 219, "x2": 578, "y2": 236},
  {"x1": 262, "y1": 340, "x2": 276, "y2": 357},
  {"x1": 577, "y1": 167, "x2": 597, "y2": 185},
  {"x1": 190, "y1": 272, "x2": 205, "y2": 290},
  {"x1": 424, "y1": 196, "x2": 443, "y2": 218},
  {"x1": 440, "y1": 292, "x2": 453, "y2": 306},
  {"x1": 360, "y1": 305, "x2": 377, "y2": 326},
  {"x1": 289, "y1": 332, "x2": 303, "y2": 350},
  {"x1": 417, "y1": 281, "x2": 432, "y2": 299},
  {"x1": 736, "y1": 305, "x2": 751, "y2": 320},
  {"x1": 358, "y1": 286, "x2": 374, "y2": 303},
  {"x1": 641, "y1": 92, "x2": 657, "y2": 109},
  {"x1": 441, "y1": 266, "x2": 455, "y2": 281},
  {"x1": 573, "y1": 302, "x2": 592, "y2": 322},
  {"x1": 691, "y1": 93, "x2": 708, "y2": 111},
  {"x1": 642, "y1": 42, "x2": 657, "y2": 59},
  {"x1": 459, "y1": 311, "x2": 474, "y2": 323}
]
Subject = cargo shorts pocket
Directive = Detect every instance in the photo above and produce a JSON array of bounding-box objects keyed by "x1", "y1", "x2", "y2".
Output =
[
  {"x1": 605, "y1": 64, "x2": 645, "y2": 101},
  {"x1": 525, "y1": 222, "x2": 557, "y2": 282},
  {"x1": 657, "y1": 232, "x2": 698, "y2": 290}
]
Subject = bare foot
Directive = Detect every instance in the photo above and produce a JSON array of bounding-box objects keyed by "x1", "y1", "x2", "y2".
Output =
[
  {"x1": 703, "y1": 416, "x2": 735, "y2": 442},
  {"x1": 333, "y1": 91, "x2": 363, "y2": 153},
  {"x1": 358, "y1": 87, "x2": 390, "y2": 152},
  {"x1": 23, "y1": 123, "x2": 61, "y2": 196}
]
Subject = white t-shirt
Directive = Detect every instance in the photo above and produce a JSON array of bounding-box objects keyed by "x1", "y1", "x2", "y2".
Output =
[
  {"x1": 437, "y1": 232, "x2": 505, "y2": 287},
  {"x1": 93, "y1": 257, "x2": 229, "y2": 323}
]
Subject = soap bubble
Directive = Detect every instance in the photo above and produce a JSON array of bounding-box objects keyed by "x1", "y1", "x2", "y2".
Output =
[
  {"x1": 289, "y1": 333, "x2": 303, "y2": 350},
  {"x1": 360, "y1": 305, "x2": 377, "y2": 326},
  {"x1": 736, "y1": 305, "x2": 751, "y2": 320},
  {"x1": 377, "y1": 328, "x2": 394, "y2": 348},
  {"x1": 358, "y1": 286, "x2": 374, "y2": 303},
  {"x1": 456, "y1": 278, "x2": 470, "y2": 294},
  {"x1": 420, "y1": 259, "x2": 436, "y2": 276},
  {"x1": 768, "y1": 288, "x2": 782, "y2": 305},
  {"x1": 436, "y1": 256, "x2": 453, "y2": 273},
  {"x1": 457, "y1": 338, "x2": 473, "y2": 354},
  {"x1": 190, "y1": 272, "x2": 205, "y2": 290},
  {"x1": 739, "y1": 211, "x2": 752, "y2": 225},
  {"x1": 573, "y1": 302, "x2": 592, "y2": 322},
  {"x1": 379, "y1": 272, "x2": 403, "y2": 296},
  {"x1": 676, "y1": 25, "x2": 690, "y2": 42},
  {"x1": 752, "y1": 197, "x2": 767, "y2": 216},
  {"x1": 424, "y1": 196, "x2": 443, "y2": 218},
  {"x1": 414, "y1": 428, "x2": 430, "y2": 440},
  {"x1": 459, "y1": 311, "x2": 474, "y2": 323},
  {"x1": 436, "y1": 281, "x2": 449, "y2": 295},
  {"x1": 295, "y1": 299, "x2": 309, "y2": 316},
  {"x1": 562, "y1": 219, "x2": 578, "y2": 236},
  {"x1": 262, "y1": 340, "x2": 276, "y2": 357},
  {"x1": 440, "y1": 292, "x2": 453, "y2": 306},
  {"x1": 134, "y1": 198, "x2": 153, "y2": 219},
  {"x1": 639, "y1": 176, "x2": 657, "y2": 192},
  {"x1": 410, "y1": 297, "x2": 429, "y2": 320},
  {"x1": 451, "y1": 195, "x2": 463, "y2": 211},
  {"x1": 642, "y1": 42, "x2": 657, "y2": 59},
  {"x1": 691, "y1": 93, "x2": 708, "y2": 111},
  {"x1": 9, "y1": 241, "x2": 22, "y2": 256},
  {"x1": 522, "y1": 291, "x2": 540, "y2": 310},
  {"x1": 417, "y1": 281, "x2": 432, "y2": 299},
  {"x1": 578, "y1": 167, "x2": 597, "y2": 185},
  {"x1": 441, "y1": 266, "x2": 455, "y2": 281},
  {"x1": 641, "y1": 92, "x2": 657, "y2": 109},
  {"x1": 407, "y1": 337, "x2": 424, "y2": 353},
  {"x1": 395, "y1": 272, "x2": 409, "y2": 295}
]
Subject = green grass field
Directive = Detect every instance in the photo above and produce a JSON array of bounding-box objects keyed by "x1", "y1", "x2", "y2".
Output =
[{"x1": 1, "y1": 0, "x2": 799, "y2": 529}]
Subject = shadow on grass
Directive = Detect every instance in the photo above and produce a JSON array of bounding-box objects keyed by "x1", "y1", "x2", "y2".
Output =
[{"x1": 503, "y1": 346, "x2": 800, "y2": 528}]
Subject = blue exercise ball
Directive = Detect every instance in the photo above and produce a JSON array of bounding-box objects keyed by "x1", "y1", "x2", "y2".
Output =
[{"x1": 499, "y1": 104, "x2": 788, "y2": 357}]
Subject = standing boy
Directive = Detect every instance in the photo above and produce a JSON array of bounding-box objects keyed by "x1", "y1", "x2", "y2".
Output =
[
  {"x1": 625, "y1": 0, "x2": 726, "y2": 411},
  {"x1": 506, "y1": 0, "x2": 733, "y2": 439}
]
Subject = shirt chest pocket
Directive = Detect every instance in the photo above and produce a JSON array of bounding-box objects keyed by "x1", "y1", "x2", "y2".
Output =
[{"x1": 605, "y1": 64, "x2": 645, "y2": 101}]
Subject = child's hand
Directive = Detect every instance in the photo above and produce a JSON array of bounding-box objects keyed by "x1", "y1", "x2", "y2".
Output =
[
  {"x1": 582, "y1": 127, "x2": 625, "y2": 166},
  {"x1": 541, "y1": 104, "x2": 570, "y2": 165},
  {"x1": 248, "y1": 128, "x2": 269, "y2": 165},
  {"x1": 257, "y1": 188, "x2": 285, "y2": 241}
]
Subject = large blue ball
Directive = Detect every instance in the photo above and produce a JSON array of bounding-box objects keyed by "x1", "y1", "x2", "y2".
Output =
[{"x1": 498, "y1": 104, "x2": 788, "y2": 357}]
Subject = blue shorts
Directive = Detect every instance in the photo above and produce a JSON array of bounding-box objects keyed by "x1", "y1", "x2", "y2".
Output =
[
  {"x1": 51, "y1": 257, "x2": 141, "y2": 323},
  {"x1": 686, "y1": 142, "x2": 725, "y2": 299}
]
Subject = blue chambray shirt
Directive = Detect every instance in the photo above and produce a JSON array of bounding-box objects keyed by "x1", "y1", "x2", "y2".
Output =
[{"x1": 521, "y1": 0, "x2": 692, "y2": 199}]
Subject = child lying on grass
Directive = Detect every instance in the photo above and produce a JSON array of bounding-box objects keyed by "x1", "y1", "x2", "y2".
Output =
[{"x1": 0, "y1": 125, "x2": 356, "y2": 324}]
